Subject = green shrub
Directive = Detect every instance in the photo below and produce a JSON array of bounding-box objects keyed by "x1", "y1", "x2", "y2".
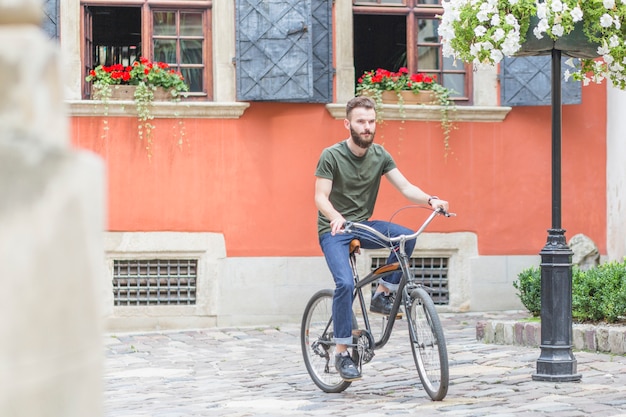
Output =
[
  {"x1": 573, "y1": 260, "x2": 626, "y2": 323},
  {"x1": 513, "y1": 266, "x2": 541, "y2": 317},
  {"x1": 514, "y1": 259, "x2": 626, "y2": 323}
]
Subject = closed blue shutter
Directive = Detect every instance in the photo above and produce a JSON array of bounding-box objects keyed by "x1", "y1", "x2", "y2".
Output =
[
  {"x1": 42, "y1": 0, "x2": 59, "y2": 41},
  {"x1": 500, "y1": 56, "x2": 582, "y2": 106},
  {"x1": 236, "y1": 0, "x2": 332, "y2": 103}
]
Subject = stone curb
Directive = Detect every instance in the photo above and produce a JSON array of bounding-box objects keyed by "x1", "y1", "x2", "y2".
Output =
[{"x1": 476, "y1": 320, "x2": 626, "y2": 355}]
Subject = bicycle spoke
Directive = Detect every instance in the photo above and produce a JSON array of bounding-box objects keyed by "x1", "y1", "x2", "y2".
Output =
[
  {"x1": 301, "y1": 289, "x2": 351, "y2": 393},
  {"x1": 408, "y1": 287, "x2": 449, "y2": 401}
]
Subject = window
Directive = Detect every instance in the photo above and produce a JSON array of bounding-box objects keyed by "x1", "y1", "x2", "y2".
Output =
[
  {"x1": 371, "y1": 256, "x2": 450, "y2": 305},
  {"x1": 113, "y1": 259, "x2": 198, "y2": 306},
  {"x1": 82, "y1": 1, "x2": 212, "y2": 100},
  {"x1": 353, "y1": 0, "x2": 470, "y2": 102},
  {"x1": 235, "y1": 0, "x2": 333, "y2": 103}
]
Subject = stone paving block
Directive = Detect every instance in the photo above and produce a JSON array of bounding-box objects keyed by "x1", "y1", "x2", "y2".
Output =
[
  {"x1": 596, "y1": 326, "x2": 611, "y2": 352},
  {"x1": 609, "y1": 328, "x2": 626, "y2": 354},
  {"x1": 524, "y1": 322, "x2": 540, "y2": 347},
  {"x1": 103, "y1": 312, "x2": 626, "y2": 417},
  {"x1": 573, "y1": 325, "x2": 591, "y2": 350}
]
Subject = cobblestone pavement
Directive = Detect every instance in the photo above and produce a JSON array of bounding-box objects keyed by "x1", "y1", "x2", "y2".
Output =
[{"x1": 104, "y1": 311, "x2": 626, "y2": 417}]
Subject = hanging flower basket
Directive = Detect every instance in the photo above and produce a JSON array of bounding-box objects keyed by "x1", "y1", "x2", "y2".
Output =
[
  {"x1": 516, "y1": 16, "x2": 600, "y2": 59},
  {"x1": 439, "y1": 0, "x2": 626, "y2": 89}
]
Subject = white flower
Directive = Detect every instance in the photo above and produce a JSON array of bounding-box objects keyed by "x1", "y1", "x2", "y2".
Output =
[
  {"x1": 604, "y1": 0, "x2": 616, "y2": 9},
  {"x1": 598, "y1": 43, "x2": 611, "y2": 56},
  {"x1": 442, "y1": 42, "x2": 456, "y2": 58},
  {"x1": 609, "y1": 35, "x2": 621, "y2": 48},
  {"x1": 536, "y1": 3, "x2": 547, "y2": 19},
  {"x1": 552, "y1": 24, "x2": 564, "y2": 37},
  {"x1": 550, "y1": 0, "x2": 564, "y2": 13},
  {"x1": 504, "y1": 13, "x2": 518, "y2": 26},
  {"x1": 474, "y1": 25, "x2": 487, "y2": 37},
  {"x1": 534, "y1": 17, "x2": 549, "y2": 39},
  {"x1": 493, "y1": 28, "x2": 506, "y2": 41},
  {"x1": 564, "y1": 69, "x2": 572, "y2": 81},
  {"x1": 491, "y1": 13, "x2": 501, "y2": 26},
  {"x1": 477, "y1": 9, "x2": 490, "y2": 22},
  {"x1": 469, "y1": 43, "x2": 482, "y2": 57},
  {"x1": 600, "y1": 13, "x2": 614, "y2": 27},
  {"x1": 490, "y1": 49, "x2": 504, "y2": 63},
  {"x1": 501, "y1": 35, "x2": 521, "y2": 56},
  {"x1": 570, "y1": 7, "x2": 583, "y2": 22}
]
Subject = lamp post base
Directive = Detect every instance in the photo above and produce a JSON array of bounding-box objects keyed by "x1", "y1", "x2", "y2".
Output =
[
  {"x1": 533, "y1": 228, "x2": 582, "y2": 383},
  {"x1": 533, "y1": 345, "x2": 581, "y2": 382}
]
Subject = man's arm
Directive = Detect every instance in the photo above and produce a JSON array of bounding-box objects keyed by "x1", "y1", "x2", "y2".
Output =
[
  {"x1": 315, "y1": 177, "x2": 345, "y2": 235},
  {"x1": 385, "y1": 168, "x2": 449, "y2": 211}
]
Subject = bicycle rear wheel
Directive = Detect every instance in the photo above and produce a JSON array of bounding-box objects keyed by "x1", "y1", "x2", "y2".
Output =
[
  {"x1": 407, "y1": 287, "x2": 449, "y2": 401},
  {"x1": 301, "y1": 289, "x2": 352, "y2": 393}
]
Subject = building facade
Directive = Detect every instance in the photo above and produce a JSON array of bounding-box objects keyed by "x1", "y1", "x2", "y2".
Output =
[{"x1": 52, "y1": 0, "x2": 621, "y2": 331}]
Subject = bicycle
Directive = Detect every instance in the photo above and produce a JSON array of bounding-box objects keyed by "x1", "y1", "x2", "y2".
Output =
[{"x1": 300, "y1": 206, "x2": 452, "y2": 401}]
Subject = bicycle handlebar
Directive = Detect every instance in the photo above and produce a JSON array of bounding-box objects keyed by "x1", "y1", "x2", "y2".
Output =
[{"x1": 343, "y1": 207, "x2": 455, "y2": 244}]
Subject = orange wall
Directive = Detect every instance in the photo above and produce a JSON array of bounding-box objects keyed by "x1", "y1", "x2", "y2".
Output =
[{"x1": 70, "y1": 83, "x2": 607, "y2": 257}]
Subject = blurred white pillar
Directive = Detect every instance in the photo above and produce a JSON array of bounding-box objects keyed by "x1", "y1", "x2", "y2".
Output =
[
  {"x1": 0, "y1": 1, "x2": 105, "y2": 416},
  {"x1": 607, "y1": 86, "x2": 626, "y2": 260}
]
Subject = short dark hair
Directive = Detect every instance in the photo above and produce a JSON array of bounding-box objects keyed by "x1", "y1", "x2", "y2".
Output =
[{"x1": 346, "y1": 96, "x2": 376, "y2": 119}]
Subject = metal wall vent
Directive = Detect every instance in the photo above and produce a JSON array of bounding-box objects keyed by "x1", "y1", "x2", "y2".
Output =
[
  {"x1": 113, "y1": 259, "x2": 197, "y2": 306},
  {"x1": 371, "y1": 256, "x2": 449, "y2": 305}
]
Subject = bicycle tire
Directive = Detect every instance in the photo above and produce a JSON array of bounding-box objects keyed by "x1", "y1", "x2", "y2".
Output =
[
  {"x1": 407, "y1": 287, "x2": 449, "y2": 401},
  {"x1": 301, "y1": 289, "x2": 353, "y2": 393}
]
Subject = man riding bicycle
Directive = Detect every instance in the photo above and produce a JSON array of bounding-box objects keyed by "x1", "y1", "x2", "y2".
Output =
[{"x1": 314, "y1": 96, "x2": 449, "y2": 382}]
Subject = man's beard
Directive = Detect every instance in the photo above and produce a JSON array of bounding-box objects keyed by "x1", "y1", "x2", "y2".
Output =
[{"x1": 350, "y1": 126, "x2": 375, "y2": 149}]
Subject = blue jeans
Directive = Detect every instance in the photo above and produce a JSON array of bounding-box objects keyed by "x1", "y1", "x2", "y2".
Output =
[{"x1": 319, "y1": 221, "x2": 416, "y2": 345}]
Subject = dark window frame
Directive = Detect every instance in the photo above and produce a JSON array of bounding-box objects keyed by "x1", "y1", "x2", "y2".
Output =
[
  {"x1": 353, "y1": 0, "x2": 471, "y2": 103},
  {"x1": 81, "y1": 0, "x2": 212, "y2": 101}
]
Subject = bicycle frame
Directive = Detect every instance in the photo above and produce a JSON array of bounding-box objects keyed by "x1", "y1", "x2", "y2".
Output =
[{"x1": 346, "y1": 207, "x2": 444, "y2": 350}]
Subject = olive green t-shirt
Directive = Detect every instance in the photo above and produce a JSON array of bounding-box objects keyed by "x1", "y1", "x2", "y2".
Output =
[{"x1": 315, "y1": 140, "x2": 396, "y2": 236}]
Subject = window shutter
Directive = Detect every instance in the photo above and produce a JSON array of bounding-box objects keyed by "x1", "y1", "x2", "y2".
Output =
[
  {"x1": 500, "y1": 56, "x2": 582, "y2": 106},
  {"x1": 236, "y1": 0, "x2": 332, "y2": 103},
  {"x1": 41, "y1": 0, "x2": 60, "y2": 41}
]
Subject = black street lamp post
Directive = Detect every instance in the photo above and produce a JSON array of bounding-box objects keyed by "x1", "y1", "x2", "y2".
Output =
[{"x1": 532, "y1": 48, "x2": 582, "y2": 382}]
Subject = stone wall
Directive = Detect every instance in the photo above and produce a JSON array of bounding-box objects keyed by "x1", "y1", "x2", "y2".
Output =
[{"x1": 477, "y1": 320, "x2": 626, "y2": 355}]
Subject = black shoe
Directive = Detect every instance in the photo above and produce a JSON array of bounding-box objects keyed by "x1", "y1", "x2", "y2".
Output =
[
  {"x1": 334, "y1": 354, "x2": 362, "y2": 381},
  {"x1": 370, "y1": 292, "x2": 393, "y2": 315}
]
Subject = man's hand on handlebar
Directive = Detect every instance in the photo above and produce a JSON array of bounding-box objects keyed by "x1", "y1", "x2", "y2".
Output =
[
  {"x1": 330, "y1": 215, "x2": 347, "y2": 236},
  {"x1": 428, "y1": 197, "x2": 449, "y2": 213}
]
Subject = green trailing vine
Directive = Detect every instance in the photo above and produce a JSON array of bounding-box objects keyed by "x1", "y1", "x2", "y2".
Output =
[{"x1": 86, "y1": 57, "x2": 189, "y2": 158}]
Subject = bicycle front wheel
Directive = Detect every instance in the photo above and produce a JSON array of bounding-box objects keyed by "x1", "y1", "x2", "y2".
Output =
[
  {"x1": 407, "y1": 287, "x2": 449, "y2": 401},
  {"x1": 300, "y1": 289, "x2": 351, "y2": 393}
]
